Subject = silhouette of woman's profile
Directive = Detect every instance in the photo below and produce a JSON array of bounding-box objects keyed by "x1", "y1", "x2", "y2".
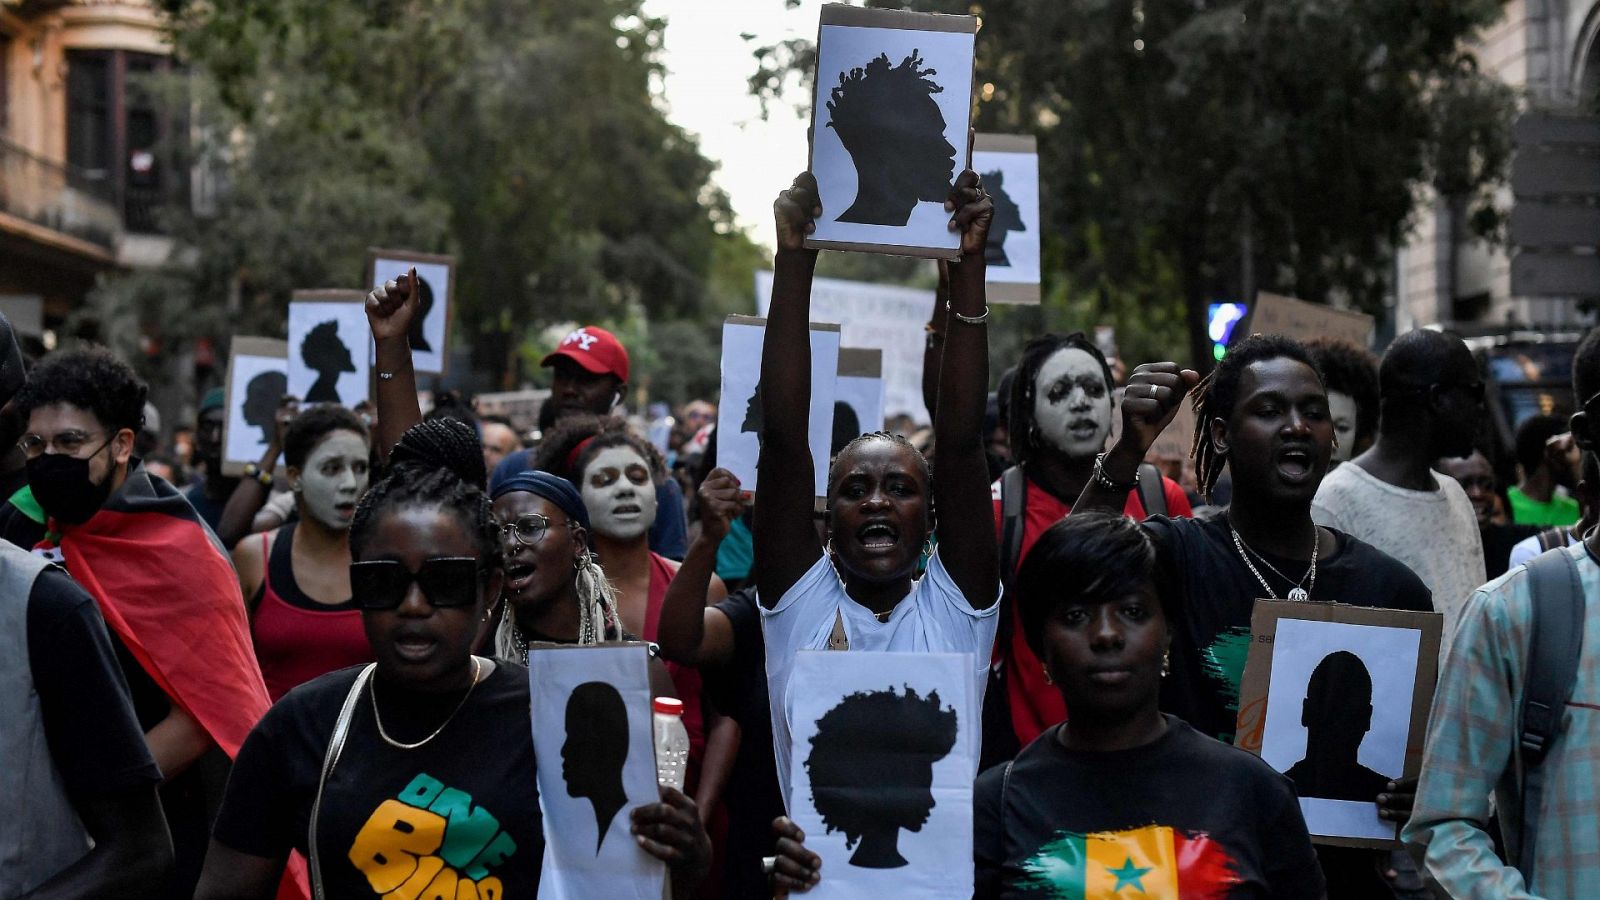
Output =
[
  {"x1": 561, "y1": 681, "x2": 631, "y2": 853},
  {"x1": 805, "y1": 686, "x2": 958, "y2": 868},
  {"x1": 300, "y1": 320, "x2": 356, "y2": 404},
  {"x1": 980, "y1": 170, "x2": 1025, "y2": 267},
  {"x1": 827, "y1": 50, "x2": 956, "y2": 227},
  {"x1": 742, "y1": 380, "x2": 764, "y2": 436},
  {"x1": 408, "y1": 275, "x2": 435, "y2": 353},
  {"x1": 242, "y1": 370, "x2": 287, "y2": 445}
]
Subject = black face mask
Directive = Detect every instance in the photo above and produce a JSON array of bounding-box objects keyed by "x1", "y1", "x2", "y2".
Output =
[{"x1": 27, "y1": 441, "x2": 116, "y2": 526}]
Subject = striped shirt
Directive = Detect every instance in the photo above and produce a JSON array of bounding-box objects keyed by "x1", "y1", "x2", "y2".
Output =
[{"x1": 1405, "y1": 543, "x2": 1600, "y2": 898}]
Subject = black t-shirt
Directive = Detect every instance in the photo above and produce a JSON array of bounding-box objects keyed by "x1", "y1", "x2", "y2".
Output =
[
  {"x1": 213, "y1": 662, "x2": 544, "y2": 897},
  {"x1": 703, "y1": 587, "x2": 785, "y2": 896},
  {"x1": 25, "y1": 565, "x2": 162, "y2": 797},
  {"x1": 1144, "y1": 515, "x2": 1433, "y2": 744},
  {"x1": 974, "y1": 716, "x2": 1325, "y2": 899}
]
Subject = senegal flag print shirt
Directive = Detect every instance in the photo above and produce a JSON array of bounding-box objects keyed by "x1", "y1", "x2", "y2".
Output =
[
  {"x1": 974, "y1": 716, "x2": 1325, "y2": 899},
  {"x1": 212, "y1": 662, "x2": 543, "y2": 898}
]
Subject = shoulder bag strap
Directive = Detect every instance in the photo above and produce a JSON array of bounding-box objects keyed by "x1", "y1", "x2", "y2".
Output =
[
  {"x1": 1516, "y1": 549, "x2": 1585, "y2": 883},
  {"x1": 1537, "y1": 527, "x2": 1569, "y2": 554},
  {"x1": 1136, "y1": 463, "x2": 1167, "y2": 518},
  {"x1": 309, "y1": 663, "x2": 376, "y2": 900}
]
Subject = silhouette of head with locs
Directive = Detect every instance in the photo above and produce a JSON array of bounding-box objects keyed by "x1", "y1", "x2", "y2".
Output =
[
  {"x1": 242, "y1": 370, "x2": 287, "y2": 445},
  {"x1": 827, "y1": 50, "x2": 956, "y2": 227},
  {"x1": 408, "y1": 275, "x2": 435, "y2": 353},
  {"x1": 1283, "y1": 650, "x2": 1393, "y2": 802},
  {"x1": 562, "y1": 680, "x2": 630, "y2": 853},
  {"x1": 301, "y1": 320, "x2": 356, "y2": 404},
  {"x1": 980, "y1": 169, "x2": 1025, "y2": 267},
  {"x1": 805, "y1": 685, "x2": 958, "y2": 869}
]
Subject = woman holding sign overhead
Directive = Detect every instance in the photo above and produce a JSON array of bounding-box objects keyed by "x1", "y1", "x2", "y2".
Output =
[{"x1": 755, "y1": 169, "x2": 1001, "y2": 811}]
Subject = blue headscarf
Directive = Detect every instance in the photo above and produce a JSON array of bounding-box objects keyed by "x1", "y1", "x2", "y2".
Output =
[{"x1": 490, "y1": 469, "x2": 591, "y2": 533}]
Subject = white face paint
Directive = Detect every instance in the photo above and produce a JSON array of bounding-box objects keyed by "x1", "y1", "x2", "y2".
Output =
[
  {"x1": 1032, "y1": 346, "x2": 1113, "y2": 459},
  {"x1": 580, "y1": 445, "x2": 657, "y2": 541},
  {"x1": 295, "y1": 431, "x2": 369, "y2": 530},
  {"x1": 1328, "y1": 391, "x2": 1358, "y2": 463}
]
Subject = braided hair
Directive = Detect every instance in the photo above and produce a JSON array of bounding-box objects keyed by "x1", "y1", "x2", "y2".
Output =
[
  {"x1": 350, "y1": 418, "x2": 501, "y2": 573},
  {"x1": 826, "y1": 431, "x2": 934, "y2": 535},
  {"x1": 1189, "y1": 334, "x2": 1323, "y2": 503}
]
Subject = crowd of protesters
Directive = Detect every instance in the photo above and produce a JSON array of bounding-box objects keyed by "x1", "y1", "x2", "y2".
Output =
[{"x1": 8, "y1": 161, "x2": 1600, "y2": 900}]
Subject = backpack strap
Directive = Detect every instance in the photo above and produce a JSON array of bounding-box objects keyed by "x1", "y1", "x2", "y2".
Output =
[
  {"x1": 1537, "y1": 527, "x2": 1569, "y2": 554},
  {"x1": 1516, "y1": 548, "x2": 1585, "y2": 883},
  {"x1": 999, "y1": 466, "x2": 1027, "y2": 597},
  {"x1": 1136, "y1": 463, "x2": 1167, "y2": 518}
]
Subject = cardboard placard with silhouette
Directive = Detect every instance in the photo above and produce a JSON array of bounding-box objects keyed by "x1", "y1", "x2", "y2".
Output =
[
  {"x1": 717, "y1": 314, "x2": 841, "y2": 497},
  {"x1": 971, "y1": 133, "x2": 1041, "y2": 304},
  {"x1": 528, "y1": 643, "x2": 665, "y2": 900},
  {"x1": 287, "y1": 291, "x2": 371, "y2": 409},
  {"x1": 1235, "y1": 601, "x2": 1442, "y2": 848},
  {"x1": 368, "y1": 248, "x2": 455, "y2": 375},
  {"x1": 787, "y1": 651, "x2": 977, "y2": 898},
  {"x1": 755, "y1": 270, "x2": 932, "y2": 425},
  {"x1": 835, "y1": 348, "x2": 885, "y2": 444},
  {"x1": 806, "y1": 5, "x2": 977, "y2": 259},
  {"x1": 220, "y1": 337, "x2": 289, "y2": 478}
]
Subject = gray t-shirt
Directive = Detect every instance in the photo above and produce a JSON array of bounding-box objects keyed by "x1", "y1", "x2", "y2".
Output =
[{"x1": 1312, "y1": 462, "x2": 1484, "y2": 655}]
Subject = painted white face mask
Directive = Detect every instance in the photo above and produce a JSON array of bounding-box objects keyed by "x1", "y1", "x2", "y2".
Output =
[
  {"x1": 1328, "y1": 391, "x2": 1357, "y2": 463},
  {"x1": 1032, "y1": 346, "x2": 1113, "y2": 459},
  {"x1": 580, "y1": 446, "x2": 657, "y2": 542},
  {"x1": 295, "y1": 431, "x2": 369, "y2": 531}
]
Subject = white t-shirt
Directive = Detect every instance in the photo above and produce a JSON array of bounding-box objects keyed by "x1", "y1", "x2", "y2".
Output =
[
  {"x1": 759, "y1": 550, "x2": 1000, "y2": 809},
  {"x1": 1509, "y1": 528, "x2": 1580, "y2": 571},
  {"x1": 1311, "y1": 463, "x2": 1484, "y2": 656}
]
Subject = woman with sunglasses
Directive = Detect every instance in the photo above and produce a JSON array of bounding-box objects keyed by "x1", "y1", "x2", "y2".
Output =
[{"x1": 195, "y1": 420, "x2": 712, "y2": 899}]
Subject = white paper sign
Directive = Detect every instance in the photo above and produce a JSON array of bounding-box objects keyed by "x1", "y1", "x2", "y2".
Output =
[
  {"x1": 787, "y1": 651, "x2": 976, "y2": 899},
  {"x1": 808, "y1": 10, "x2": 975, "y2": 258},
  {"x1": 756, "y1": 271, "x2": 931, "y2": 425},
  {"x1": 971, "y1": 136, "x2": 1041, "y2": 301},
  {"x1": 287, "y1": 291, "x2": 370, "y2": 408},
  {"x1": 529, "y1": 644, "x2": 665, "y2": 900},
  {"x1": 1260, "y1": 618, "x2": 1421, "y2": 842},
  {"x1": 835, "y1": 348, "x2": 885, "y2": 440},
  {"x1": 221, "y1": 338, "x2": 288, "y2": 477},
  {"x1": 370, "y1": 251, "x2": 454, "y2": 375},
  {"x1": 717, "y1": 315, "x2": 841, "y2": 496}
]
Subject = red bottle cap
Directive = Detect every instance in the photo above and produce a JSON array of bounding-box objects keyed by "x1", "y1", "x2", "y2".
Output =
[{"x1": 653, "y1": 697, "x2": 684, "y2": 716}]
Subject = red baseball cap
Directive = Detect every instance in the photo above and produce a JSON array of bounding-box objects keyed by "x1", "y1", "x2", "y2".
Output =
[{"x1": 541, "y1": 326, "x2": 630, "y2": 383}]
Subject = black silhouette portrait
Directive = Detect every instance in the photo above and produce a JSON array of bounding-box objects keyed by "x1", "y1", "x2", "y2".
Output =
[
  {"x1": 408, "y1": 275, "x2": 435, "y2": 353},
  {"x1": 805, "y1": 686, "x2": 958, "y2": 869},
  {"x1": 1284, "y1": 651, "x2": 1393, "y2": 802},
  {"x1": 242, "y1": 370, "x2": 287, "y2": 445},
  {"x1": 980, "y1": 170, "x2": 1025, "y2": 268},
  {"x1": 742, "y1": 380, "x2": 764, "y2": 436},
  {"x1": 827, "y1": 50, "x2": 956, "y2": 227},
  {"x1": 831, "y1": 400, "x2": 861, "y2": 457},
  {"x1": 561, "y1": 681, "x2": 631, "y2": 853},
  {"x1": 300, "y1": 320, "x2": 355, "y2": 404}
]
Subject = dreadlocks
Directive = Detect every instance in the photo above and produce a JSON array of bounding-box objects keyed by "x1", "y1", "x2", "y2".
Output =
[
  {"x1": 1189, "y1": 334, "x2": 1323, "y2": 503},
  {"x1": 351, "y1": 418, "x2": 501, "y2": 572}
]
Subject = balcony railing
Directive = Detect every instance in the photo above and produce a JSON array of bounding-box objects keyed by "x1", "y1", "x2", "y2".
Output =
[{"x1": 0, "y1": 137, "x2": 122, "y2": 250}]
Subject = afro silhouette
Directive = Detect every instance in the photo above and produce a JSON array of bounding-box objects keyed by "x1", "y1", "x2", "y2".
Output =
[
  {"x1": 981, "y1": 170, "x2": 1025, "y2": 267},
  {"x1": 826, "y1": 50, "x2": 956, "y2": 226},
  {"x1": 805, "y1": 685, "x2": 958, "y2": 868},
  {"x1": 300, "y1": 320, "x2": 355, "y2": 404},
  {"x1": 242, "y1": 370, "x2": 287, "y2": 445}
]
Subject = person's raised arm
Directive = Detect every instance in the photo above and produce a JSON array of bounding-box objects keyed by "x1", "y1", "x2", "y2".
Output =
[
  {"x1": 214, "y1": 397, "x2": 296, "y2": 550},
  {"x1": 365, "y1": 267, "x2": 424, "y2": 462},
  {"x1": 1074, "y1": 362, "x2": 1199, "y2": 514},
  {"x1": 754, "y1": 174, "x2": 825, "y2": 609},
  {"x1": 921, "y1": 261, "x2": 951, "y2": 424},
  {"x1": 930, "y1": 170, "x2": 999, "y2": 608},
  {"x1": 656, "y1": 468, "x2": 741, "y2": 667}
]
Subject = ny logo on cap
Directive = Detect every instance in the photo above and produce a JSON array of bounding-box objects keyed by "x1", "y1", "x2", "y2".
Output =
[{"x1": 563, "y1": 329, "x2": 599, "y2": 351}]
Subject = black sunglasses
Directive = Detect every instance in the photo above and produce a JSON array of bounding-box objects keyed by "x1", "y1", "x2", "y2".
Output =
[{"x1": 350, "y1": 557, "x2": 483, "y2": 611}]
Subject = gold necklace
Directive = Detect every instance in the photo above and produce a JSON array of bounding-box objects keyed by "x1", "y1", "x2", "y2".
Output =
[{"x1": 371, "y1": 657, "x2": 483, "y2": 750}]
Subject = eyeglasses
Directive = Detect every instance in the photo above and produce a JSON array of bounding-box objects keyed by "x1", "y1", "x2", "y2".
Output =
[
  {"x1": 497, "y1": 513, "x2": 576, "y2": 547},
  {"x1": 350, "y1": 557, "x2": 483, "y2": 611},
  {"x1": 18, "y1": 431, "x2": 107, "y2": 460}
]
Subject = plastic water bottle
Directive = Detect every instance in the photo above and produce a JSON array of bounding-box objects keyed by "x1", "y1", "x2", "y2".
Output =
[{"x1": 653, "y1": 696, "x2": 689, "y2": 791}]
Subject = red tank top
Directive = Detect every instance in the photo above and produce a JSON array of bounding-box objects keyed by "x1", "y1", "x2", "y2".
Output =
[
  {"x1": 642, "y1": 551, "x2": 707, "y2": 789},
  {"x1": 250, "y1": 523, "x2": 372, "y2": 701}
]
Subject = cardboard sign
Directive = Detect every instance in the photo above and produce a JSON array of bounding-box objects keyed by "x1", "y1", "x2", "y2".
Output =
[
  {"x1": 220, "y1": 337, "x2": 289, "y2": 477},
  {"x1": 717, "y1": 314, "x2": 841, "y2": 497},
  {"x1": 787, "y1": 651, "x2": 976, "y2": 898},
  {"x1": 835, "y1": 347, "x2": 885, "y2": 439},
  {"x1": 1235, "y1": 600, "x2": 1442, "y2": 848},
  {"x1": 1246, "y1": 292, "x2": 1374, "y2": 349},
  {"x1": 368, "y1": 249, "x2": 455, "y2": 376},
  {"x1": 807, "y1": 5, "x2": 977, "y2": 259},
  {"x1": 288, "y1": 290, "x2": 370, "y2": 408},
  {"x1": 755, "y1": 271, "x2": 933, "y2": 425},
  {"x1": 971, "y1": 133, "x2": 1041, "y2": 304},
  {"x1": 528, "y1": 643, "x2": 665, "y2": 900}
]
